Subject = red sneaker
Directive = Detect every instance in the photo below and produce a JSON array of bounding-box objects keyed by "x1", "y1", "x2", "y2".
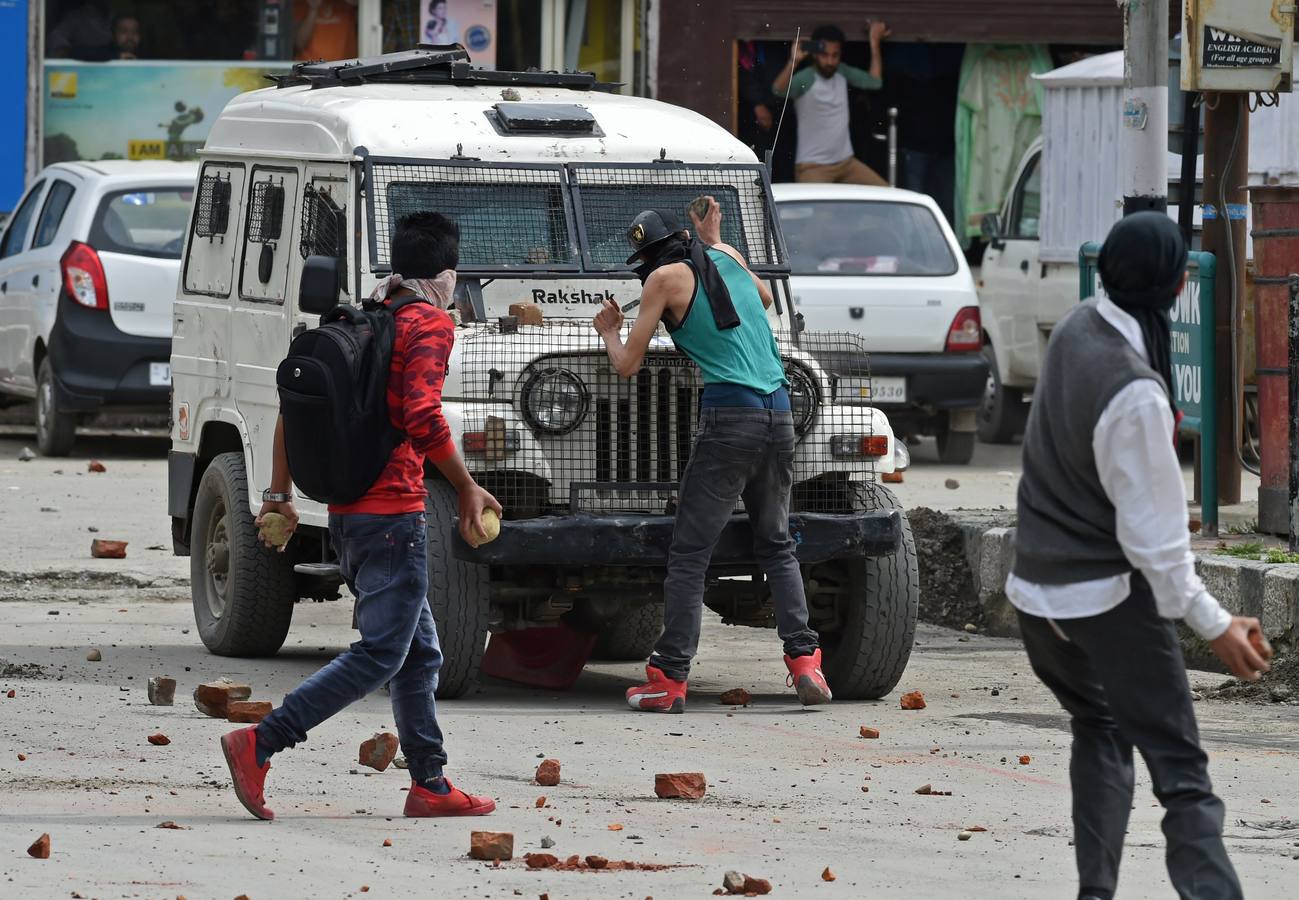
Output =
[
  {"x1": 220, "y1": 726, "x2": 273, "y2": 821},
  {"x1": 625, "y1": 664, "x2": 687, "y2": 713},
  {"x1": 403, "y1": 779, "x2": 497, "y2": 817},
  {"x1": 785, "y1": 649, "x2": 833, "y2": 706}
]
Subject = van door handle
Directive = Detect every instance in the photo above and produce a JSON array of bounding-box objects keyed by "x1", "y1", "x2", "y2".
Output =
[
  {"x1": 849, "y1": 307, "x2": 864, "y2": 320},
  {"x1": 1019, "y1": 259, "x2": 1030, "y2": 273},
  {"x1": 31, "y1": 274, "x2": 40, "y2": 288},
  {"x1": 0, "y1": 281, "x2": 6, "y2": 293}
]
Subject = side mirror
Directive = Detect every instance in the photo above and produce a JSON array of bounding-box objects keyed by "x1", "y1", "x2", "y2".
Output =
[
  {"x1": 980, "y1": 213, "x2": 1004, "y2": 247},
  {"x1": 299, "y1": 255, "x2": 340, "y2": 315}
]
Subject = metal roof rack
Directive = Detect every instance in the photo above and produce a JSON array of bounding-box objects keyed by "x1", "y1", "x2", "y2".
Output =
[{"x1": 269, "y1": 44, "x2": 618, "y2": 93}]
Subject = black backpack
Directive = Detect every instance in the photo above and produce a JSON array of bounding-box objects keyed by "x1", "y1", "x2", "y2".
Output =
[{"x1": 276, "y1": 295, "x2": 424, "y2": 505}]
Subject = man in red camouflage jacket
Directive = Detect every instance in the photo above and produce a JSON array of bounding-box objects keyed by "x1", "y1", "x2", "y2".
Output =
[{"x1": 220, "y1": 212, "x2": 501, "y2": 821}]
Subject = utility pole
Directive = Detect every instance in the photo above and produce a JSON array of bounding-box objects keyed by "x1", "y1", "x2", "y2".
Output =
[
  {"x1": 1201, "y1": 95, "x2": 1248, "y2": 507},
  {"x1": 1120, "y1": 0, "x2": 1169, "y2": 215}
]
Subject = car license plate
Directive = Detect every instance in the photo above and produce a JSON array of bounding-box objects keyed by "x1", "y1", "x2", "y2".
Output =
[
  {"x1": 867, "y1": 376, "x2": 906, "y2": 404},
  {"x1": 150, "y1": 362, "x2": 172, "y2": 386}
]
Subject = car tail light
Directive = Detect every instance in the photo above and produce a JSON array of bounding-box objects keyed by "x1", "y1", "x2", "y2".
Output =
[
  {"x1": 830, "y1": 435, "x2": 890, "y2": 458},
  {"x1": 61, "y1": 241, "x2": 109, "y2": 310},
  {"x1": 945, "y1": 306, "x2": 981, "y2": 353}
]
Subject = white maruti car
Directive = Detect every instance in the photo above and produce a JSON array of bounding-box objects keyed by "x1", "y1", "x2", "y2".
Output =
[
  {"x1": 0, "y1": 160, "x2": 197, "y2": 454},
  {"x1": 773, "y1": 183, "x2": 987, "y2": 464}
]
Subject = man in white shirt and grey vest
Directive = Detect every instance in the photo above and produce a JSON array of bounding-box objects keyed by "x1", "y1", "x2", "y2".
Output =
[
  {"x1": 1008, "y1": 212, "x2": 1271, "y2": 900},
  {"x1": 773, "y1": 22, "x2": 890, "y2": 185}
]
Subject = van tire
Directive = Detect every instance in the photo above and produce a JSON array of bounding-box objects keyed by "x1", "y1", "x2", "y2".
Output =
[
  {"x1": 36, "y1": 359, "x2": 77, "y2": 457},
  {"x1": 590, "y1": 602, "x2": 663, "y2": 661},
  {"x1": 977, "y1": 345, "x2": 1028, "y2": 444},
  {"x1": 936, "y1": 425, "x2": 976, "y2": 465},
  {"x1": 814, "y1": 482, "x2": 918, "y2": 700},
  {"x1": 191, "y1": 452, "x2": 296, "y2": 656},
  {"x1": 426, "y1": 480, "x2": 490, "y2": 699}
]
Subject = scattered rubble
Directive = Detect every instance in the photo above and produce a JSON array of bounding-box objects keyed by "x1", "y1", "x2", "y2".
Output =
[
  {"x1": 1018, "y1": 755, "x2": 1031, "y2": 765},
  {"x1": 822, "y1": 867, "x2": 836, "y2": 882},
  {"x1": 525, "y1": 854, "x2": 675, "y2": 872},
  {"x1": 27, "y1": 833, "x2": 50, "y2": 859},
  {"x1": 358, "y1": 732, "x2": 400, "y2": 771},
  {"x1": 85, "y1": 648, "x2": 102, "y2": 662},
  {"x1": 906, "y1": 507, "x2": 984, "y2": 629},
  {"x1": 607, "y1": 824, "x2": 623, "y2": 831},
  {"x1": 17, "y1": 447, "x2": 35, "y2": 462},
  {"x1": 227, "y1": 701, "x2": 273, "y2": 724},
  {"x1": 655, "y1": 772, "x2": 707, "y2": 800},
  {"x1": 87, "y1": 460, "x2": 106, "y2": 473},
  {"x1": 958, "y1": 831, "x2": 973, "y2": 841},
  {"x1": 535, "y1": 758, "x2": 562, "y2": 786},
  {"x1": 525, "y1": 852, "x2": 560, "y2": 869},
  {"x1": 719, "y1": 688, "x2": 752, "y2": 706},
  {"x1": 858, "y1": 726, "x2": 880, "y2": 739},
  {"x1": 156, "y1": 821, "x2": 188, "y2": 830},
  {"x1": 383, "y1": 839, "x2": 392, "y2": 847},
  {"x1": 469, "y1": 831, "x2": 514, "y2": 861},
  {"x1": 915, "y1": 784, "x2": 952, "y2": 796},
  {"x1": 5, "y1": 690, "x2": 14, "y2": 698},
  {"x1": 720, "y1": 871, "x2": 771, "y2": 895},
  {"x1": 193, "y1": 679, "x2": 252, "y2": 718},
  {"x1": 90, "y1": 539, "x2": 128, "y2": 559},
  {"x1": 17, "y1": 753, "x2": 27, "y2": 761},
  {"x1": 1206, "y1": 652, "x2": 1299, "y2": 705},
  {"x1": 148, "y1": 676, "x2": 176, "y2": 706},
  {"x1": 540, "y1": 836, "x2": 555, "y2": 849},
  {"x1": 900, "y1": 691, "x2": 926, "y2": 710},
  {"x1": 147, "y1": 733, "x2": 171, "y2": 746},
  {"x1": 944, "y1": 478, "x2": 959, "y2": 490},
  {"x1": 535, "y1": 796, "x2": 546, "y2": 808}
]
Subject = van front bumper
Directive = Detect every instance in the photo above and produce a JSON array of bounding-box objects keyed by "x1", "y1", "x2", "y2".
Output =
[
  {"x1": 868, "y1": 351, "x2": 989, "y2": 411},
  {"x1": 47, "y1": 289, "x2": 171, "y2": 412},
  {"x1": 452, "y1": 510, "x2": 902, "y2": 566}
]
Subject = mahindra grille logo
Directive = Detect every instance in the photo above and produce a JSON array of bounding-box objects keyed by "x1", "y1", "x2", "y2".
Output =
[{"x1": 531, "y1": 288, "x2": 617, "y2": 305}]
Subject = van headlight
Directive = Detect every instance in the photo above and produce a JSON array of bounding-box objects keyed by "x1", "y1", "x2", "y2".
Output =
[
  {"x1": 785, "y1": 363, "x2": 819, "y2": 435},
  {"x1": 521, "y1": 367, "x2": 589, "y2": 435}
]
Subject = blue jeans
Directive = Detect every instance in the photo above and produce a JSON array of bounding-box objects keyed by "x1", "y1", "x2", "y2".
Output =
[
  {"x1": 257, "y1": 512, "x2": 447, "y2": 782},
  {"x1": 651, "y1": 407, "x2": 820, "y2": 680}
]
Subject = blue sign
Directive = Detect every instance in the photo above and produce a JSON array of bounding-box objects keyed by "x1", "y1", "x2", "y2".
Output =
[
  {"x1": 465, "y1": 25, "x2": 493, "y2": 54},
  {"x1": 0, "y1": 0, "x2": 28, "y2": 212}
]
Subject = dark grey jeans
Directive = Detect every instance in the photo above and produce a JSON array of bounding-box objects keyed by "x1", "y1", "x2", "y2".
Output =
[
  {"x1": 651, "y1": 407, "x2": 820, "y2": 680},
  {"x1": 1017, "y1": 576, "x2": 1242, "y2": 900}
]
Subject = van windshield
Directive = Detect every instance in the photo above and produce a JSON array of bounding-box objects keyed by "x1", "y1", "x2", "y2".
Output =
[
  {"x1": 777, "y1": 200, "x2": 957, "y2": 277},
  {"x1": 90, "y1": 187, "x2": 194, "y2": 259},
  {"x1": 366, "y1": 159, "x2": 785, "y2": 276}
]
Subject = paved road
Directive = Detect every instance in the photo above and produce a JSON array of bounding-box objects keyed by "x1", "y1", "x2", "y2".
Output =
[{"x1": 1, "y1": 427, "x2": 1293, "y2": 898}]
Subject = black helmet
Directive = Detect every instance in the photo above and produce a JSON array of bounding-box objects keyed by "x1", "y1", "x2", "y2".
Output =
[{"x1": 625, "y1": 209, "x2": 684, "y2": 264}]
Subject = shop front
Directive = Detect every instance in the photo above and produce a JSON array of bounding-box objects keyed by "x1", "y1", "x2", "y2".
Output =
[{"x1": 8, "y1": 0, "x2": 645, "y2": 212}]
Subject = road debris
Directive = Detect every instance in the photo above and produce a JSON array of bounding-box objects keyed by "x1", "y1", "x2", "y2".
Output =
[
  {"x1": 719, "y1": 688, "x2": 752, "y2": 706},
  {"x1": 147, "y1": 676, "x2": 176, "y2": 706},
  {"x1": 87, "y1": 460, "x2": 106, "y2": 473},
  {"x1": 958, "y1": 831, "x2": 973, "y2": 841},
  {"x1": 85, "y1": 648, "x2": 102, "y2": 662},
  {"x1": 607, "y1": 823, "x2": 624, "y2": 831},
  {"x1": 859, "y1": 726, "x2": 881, "y2": 739},
  {"x1": 27, "y1": 833, "x2": 50, "y2": 859},
  {"x1": 358, "y1": 732, "x2": 400, "y2": 771},
  {"x1": 5, "y1": 690, "x2": 14, "y2": 698},
  {"x1": 383, "y1": 839, "x2": 392, "y2": 847},
  {"x1": 944, "y1": 478, "x2": 960, "y2": 490},
  {"x1": 720, "y1": 871, "x2": 772, "y2": 895},
  {"x1": 469, "y1": 831, "x2": 514, "y2": 861},
  {"x1": 900, "y1": 690, "x2": 927, "y2": 710},
  {"x1": 540, "y1": 836, "x2": 555, "y2": 849},
  {"x1": 193, "y1": 679, "x2": 252, "y2": 717},
  {"x1": 147, "y1": 733, "x2": 171, "y2": 746},
  {"x1": 915, "y1": 784, "x2": 952, "y2": 796},
  {"x1": 17, "y1": 753, "x2": 27, "y2": 761},
  {"x1": 822, "y1": 867, "x2": 836, "y2": 881},
  {"x1": 525, "y1": 853, "x2": 560, "y2": 869},
  {"x1": 156, "y1": 821, "x2": 188, "y2": 830},
  {"x1": 654, "y1": 772, "x2": 707, "y2": 800},
  {"x1": 17, "y1": 447, "x2": 35, "y2": 461},
  {"x1": 1018, "y1": 755, "x2": 1031, "y2": 765},
  {"x1": 90, "y1": 539, "x2": 128, "y2": 559},
  {"x1": 535, "y1": 796, "x2": 546, "y2": 808},
  {"x1": 227, "y1": 701, "x2": 273, "y2": 724},
  {"x1": 535, "y1": 758, "x2": 561, "y2": 786}
]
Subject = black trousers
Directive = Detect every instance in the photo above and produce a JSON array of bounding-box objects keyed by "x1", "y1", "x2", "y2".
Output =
[{"x1": 1017, "y1": 576, "x2": 1243, "y2": 900}]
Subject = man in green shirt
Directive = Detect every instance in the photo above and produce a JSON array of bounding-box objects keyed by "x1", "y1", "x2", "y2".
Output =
[{"x1": 773, "y1": 22, "x2": 891, "y2": 185}]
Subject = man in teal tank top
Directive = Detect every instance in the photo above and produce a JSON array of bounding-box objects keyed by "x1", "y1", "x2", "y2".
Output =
[{"x1": 593, "y1": 199, "x2": 831, "y2": 713}]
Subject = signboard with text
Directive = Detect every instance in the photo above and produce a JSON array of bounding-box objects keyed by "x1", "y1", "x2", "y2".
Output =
[{"x1": 1182, "y1": 0, "x2": 1293, "y2": 92}]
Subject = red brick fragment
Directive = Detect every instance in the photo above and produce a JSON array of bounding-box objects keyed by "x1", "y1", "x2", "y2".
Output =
[
  {"x1": 535, "y1": 758, "x2": 561, "y2": 786},
  {"x1": 1018, "y1": 755, "x2": 1031, "y2": 765},
  {"x1": 358, "y1": 732, "x2": 399, "y2": 771},
  {"x1": 383, "y1": 839, "x2": 392, "y2": 847},
  {"x1": 147, "y1": 676, "x2": 176, "y2": 706},
  {"x1": 719, "y1": 688, "x2": 752, "y2": 706},
  {"x1": 822, "y1": 867, "x2": 836, "y2": 882},
  {"x1": 585, "y1": 855, "x2": 609, "y2": 869},
  {"x1": 535, "y1": 796, "x2": 546, "y2": 808},
  {"x1": 5, "y1": 690, "x2": 14, "y2": 698},
  {"x1": 27, "y1": 833, "x2": 50, "y2": 859},
  {"x1": 147, "y1": 733, "x2": 170, "y2": 746},
  {"x1": 17, "y1": 753, "x2": 27, "y2": 761},
  {"x1": 525, "y1": 852, "x2": 559, "y2": 869},
  {"x1": 193, "y1": 679, "x2": 252, "y2": 718},
  {"x1": 91, "y1": 539, "x2": 128, "y2": 559},
  {"x1": 227, "y1": 700, "x2": 273, "y2": 724},
  {"x1": 743, "y1": 875, "x2": 773, "y2": 895},
  {"x1": 468, "y1": 831, "x2": 514, "y2": 861},
  {"x1": 655, "y1": 772, "x2": 707, "y2": 800},
  {"x1": 900, "y1": 690, "x2": 926, "y2": 710},
  {"x1": 88, "y1": 460, "x2": 106, "y2": 473},
  {"x1": 858, "y1": 726, "x2": 880, "y2": 739}
]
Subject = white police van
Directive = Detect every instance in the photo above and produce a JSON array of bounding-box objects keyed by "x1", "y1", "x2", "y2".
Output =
[{"x1": 168, "y1": 47, "x2": 917, "y2": 700}]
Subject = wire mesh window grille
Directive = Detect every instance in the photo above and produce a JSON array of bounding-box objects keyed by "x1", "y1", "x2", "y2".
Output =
[
  {"x1": 368, "y1": 161, "x2": 577, "y2": 272},
  {"x1": 454, "y1": 322, "x2": 879, "y2": 518},
  {"x1": 300, "y1": 182, "x2": 345, "y2": 259},
  {"x1": 569, "y1": 164, "x2": 784, "y2": 271},
  {"x1": 193, "y1": 172, "x2": 232, "y2": 238},
  {"x1": 246, "y1": 178, "x2": 285, "y2": 245}
]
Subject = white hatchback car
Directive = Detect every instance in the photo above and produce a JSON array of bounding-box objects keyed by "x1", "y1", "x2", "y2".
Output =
[
  {"x1": 0, "y1": 160, "x2": 197, "y2": 454},
  {"x1": 773, "y1": 183, "x2": 987, "y2": 464}
]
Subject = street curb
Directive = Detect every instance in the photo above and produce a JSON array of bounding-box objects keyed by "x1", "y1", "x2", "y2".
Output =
[{"x1": 912, "y1": 511, "x2": 1298, "y2": 647}]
